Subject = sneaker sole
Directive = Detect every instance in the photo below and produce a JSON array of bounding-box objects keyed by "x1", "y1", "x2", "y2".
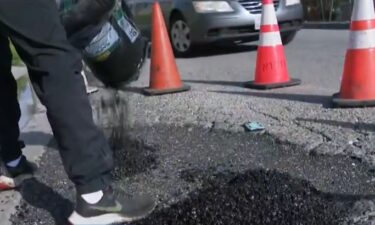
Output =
[
  {"x1": 0, "y1": 175, "x2": 16, "y2": 191},
  {"x1": 68, "y1": 210, "x2": 151, "y2": 225}
]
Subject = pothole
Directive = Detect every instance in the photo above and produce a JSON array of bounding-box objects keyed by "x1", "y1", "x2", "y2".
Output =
[{"x1": 109, "y1": 133, "x2": 159, "y2": 179}]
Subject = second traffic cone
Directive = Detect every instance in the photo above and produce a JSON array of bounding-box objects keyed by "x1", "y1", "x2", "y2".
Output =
[
  {"x1": 244, "y1": 0, "x2": 300, "y2": 90},
  {"x1": 143, "y1": 2, "x2": 190, "y2": 95},
  {"x1": 332, "y1": 0, "x2": 375, "y2": 107}
]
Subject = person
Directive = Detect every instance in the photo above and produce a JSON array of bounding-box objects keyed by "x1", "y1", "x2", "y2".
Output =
[{"x1": 0, "y1": 0, "x2": 155, "y2": 224}]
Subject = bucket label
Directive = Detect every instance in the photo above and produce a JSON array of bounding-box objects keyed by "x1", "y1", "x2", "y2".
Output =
[
  {"x1": 113, "y1": 3, "x2": 140, "y2": 43},
  {"x1": 117, "y1": 16, "x2": 140, "y2": 43},
  {"x1": 84, "y1": 22, "x2": 120, "y2": 61}
]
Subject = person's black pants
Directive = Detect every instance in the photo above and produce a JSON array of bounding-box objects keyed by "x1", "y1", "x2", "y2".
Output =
[{"x1": 0, "y1": 0, "x2": 114, "y2": 194}]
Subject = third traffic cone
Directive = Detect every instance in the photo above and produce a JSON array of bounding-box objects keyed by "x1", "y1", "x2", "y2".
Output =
[
  {"x1": 332, "y1": 0, "x2": 375, "y2": 107},
  {"x1": 244, "y1": 0, "x2": 300, "y2": 90},
  {"x1": 143, "y1": 2, "x2": 190, "y2": 95}
]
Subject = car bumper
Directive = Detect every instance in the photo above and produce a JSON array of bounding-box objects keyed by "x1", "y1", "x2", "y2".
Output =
[{"x1": 185, "y1": 2, "x2": 304, "y2": 44}]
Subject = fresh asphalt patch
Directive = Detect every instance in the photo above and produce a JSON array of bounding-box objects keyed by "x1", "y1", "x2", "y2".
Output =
[{"x1": 9, "y1": 123, "x2": 375, "y2": 225}]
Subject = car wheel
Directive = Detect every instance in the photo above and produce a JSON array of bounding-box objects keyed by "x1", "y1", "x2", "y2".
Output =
[
  {"x1": 169, "y1": 14, "x2": 193, "y2": 57},
  {"x1": 281, "y1": 31, "x2": 297, "y2": 45}
]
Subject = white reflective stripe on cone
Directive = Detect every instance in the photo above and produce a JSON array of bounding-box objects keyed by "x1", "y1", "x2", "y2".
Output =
[
  {"x1": 261, "y1": 4, "x2": 278, "y2": 26},
  {"x1": 351, "y1": 0, "x2": 375, "y2": 21},
  {"x1": 259, "y1": 31, "x2": 282, "y2": 46},
  {"x1": 348, "y1": 29, "x2": 375, "y2": 49}
]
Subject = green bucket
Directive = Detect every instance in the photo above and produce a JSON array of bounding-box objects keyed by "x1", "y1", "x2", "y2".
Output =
[{"x1": 58, "y1": 0, "x2": 147, "y2": 88}]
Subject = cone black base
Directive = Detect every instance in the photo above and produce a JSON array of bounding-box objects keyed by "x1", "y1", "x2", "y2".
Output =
[
  {"x1": 143, "y1": 84, "x2": 191, "y2": 96},
  {"x1": 244, "y1": 78, "x2": 301, "y2": 90},
  {"x1": 332, "y1": 93, "x2": 375, "y2": 108}
]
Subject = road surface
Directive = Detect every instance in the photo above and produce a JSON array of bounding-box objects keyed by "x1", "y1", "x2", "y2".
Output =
[{"x1": 6, "y1": 29, "x2": 375, "y2": 225}]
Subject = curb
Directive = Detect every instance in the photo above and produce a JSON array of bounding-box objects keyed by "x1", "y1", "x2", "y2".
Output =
[{"x1": 303, "y1": 21, "x2": 350, "y2": 30}]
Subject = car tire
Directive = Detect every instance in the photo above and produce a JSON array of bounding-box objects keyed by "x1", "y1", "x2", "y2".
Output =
[
  {"x1": 169, "y1": 13, "x2": 194, "y2": 57},
  {"x1": 281, "y1": 31, "x2": 297, "y2": 45}
]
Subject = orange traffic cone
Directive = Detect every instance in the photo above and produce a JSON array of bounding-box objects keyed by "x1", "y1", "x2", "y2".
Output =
[
  {"x1": 244, "y1": 0, "x2": 300, "y2": 90},
  {"x1": 143, "y1": 2, "x2": 190, "y2": 95},
  {"x1": 332, "y1": 0, "x2": 375, "y2": 107}
]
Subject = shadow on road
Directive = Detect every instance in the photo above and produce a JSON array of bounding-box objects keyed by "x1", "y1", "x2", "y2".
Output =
[
  {"x1": 20, "y1": 131, "x2": 54, "y2": 147},
  {"x1": 15, "y1": 178, "x2": 74, "y2": 225},
  {"x1": 118, "y1": 86, "x2": 145, "y2": 94},
  {"x1": 211, "y1": 90, "x2": 332, "y2": 107},
  {"x1": 11, "y1": 134, "x2": 159, "y2": 225},
  {"x1": 184, "y1": 79, "x2": 245, "y2": 87},
  {"x1": 133, "y1": 168, "x2": 373, "y2": 225},
  {"x1": 177, "y1": 44, "x2": 258, "y2": 58},
  {"x1": 296, "y1": 118, "x2": 375, "y2": 132}
]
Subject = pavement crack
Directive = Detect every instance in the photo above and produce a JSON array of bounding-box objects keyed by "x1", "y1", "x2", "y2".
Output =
[
  {"x1": 294, "y1": 120, "x2": 333, "y2": 142},
  {"x1": 246, "y1": 105, "x2": 281, "y2": 122},
  {"x1": 308, "y1": 142, "x2": 324, "y2": 151},
  {"x1": 248, "y1": 105, "x2": 332, "y2": 144}
]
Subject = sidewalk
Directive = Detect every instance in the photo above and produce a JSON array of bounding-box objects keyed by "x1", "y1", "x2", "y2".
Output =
[
  {"x1": 0, "y1": 67, "x2": 51, "y2": 225},
  {"x1": 12, "y1": 66, "x2": 27, "y2": 80}
]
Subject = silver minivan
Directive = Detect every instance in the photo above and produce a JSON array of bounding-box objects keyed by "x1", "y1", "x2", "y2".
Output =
[{"x1": 125, "y1": 0, "x2": 304, "y2": 56}]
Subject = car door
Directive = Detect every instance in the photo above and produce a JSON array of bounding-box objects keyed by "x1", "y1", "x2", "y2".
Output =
[{"x1": 159, "y1": 0, "x2": 174, "y2": 27}]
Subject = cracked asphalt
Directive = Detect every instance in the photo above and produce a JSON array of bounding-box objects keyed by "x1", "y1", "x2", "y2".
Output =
[{"x1": 8, "y1": 29, "x2": 375, "y2": 224}]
